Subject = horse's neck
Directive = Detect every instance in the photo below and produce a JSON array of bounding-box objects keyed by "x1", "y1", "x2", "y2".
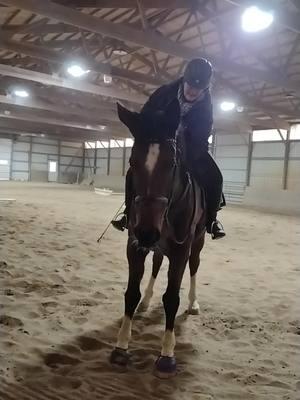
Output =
[{"x1": 166, "y1": 164, "x2": 195, "y2": 243}]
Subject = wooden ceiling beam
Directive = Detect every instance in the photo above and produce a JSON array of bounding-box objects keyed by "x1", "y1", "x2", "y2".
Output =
[
  {"x1": 0, "y1": 122, "x2": 124, "y2": 141},
  {"x1": 2, "y1": 23, "x2": 78, "y2": 35},
  {"x1": 0, "y1": 108, "x2": 124, "y2": 133},
  {"x1": 2, "y1": 0, "x2": 299, "y2": 95},
  {"x1": 51, "y1": 0, "x2": 196, "y2": 9},
  {"x1": 0, "y1": 114, "x2": 127, "y2": 138},
  {"x1": 0, "y1": 35, "x2": 162, "y2": 86},
  {"x1": 0, "y1": 63, "x2": 147, "y2": 104},
  {"x1": 0, "y1": 63, "x2": 291, "y2": 129},
  {"x1": 0, "y1": 94, "x2": 120, "y2": 124}
]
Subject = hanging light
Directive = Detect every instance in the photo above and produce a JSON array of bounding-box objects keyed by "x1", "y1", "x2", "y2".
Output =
[
  {"x1": 103, "y1": 74, "x2": 112, "y2": 84},
  {"x1": 67, "y1": 64, "x2": 90, "y2": 78},
  {"x1": 220, "y1": 101, "x2": 236, "y2": 112},
  {"x1": 241, "y1": 6, "x2": 274, "y2": 33},
  {"x1": 13, "y1": 89, "x2": 29, "y2": 98}
]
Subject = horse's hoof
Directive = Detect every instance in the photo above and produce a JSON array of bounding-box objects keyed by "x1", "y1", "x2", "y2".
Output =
[
  {"x1": 110, "y1": 348, "x2": 131, "y2": 367},
  {"x1": 188, "y1": 306, "x2": 200, "y2": 315},
  {"x1": 137, "y1": 301, "x2": 149, "y2": 312},
  {"x1": 154, "y1": 355, "x2": 177, "y2": 379},
  {"x1": 188, "y1": 301, "x2": 200, "y2": 315}
]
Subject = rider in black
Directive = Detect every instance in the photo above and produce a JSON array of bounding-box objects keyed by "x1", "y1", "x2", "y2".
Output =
[{"x1": 112, "y1": 58, "x2": 225, "y2": 240}]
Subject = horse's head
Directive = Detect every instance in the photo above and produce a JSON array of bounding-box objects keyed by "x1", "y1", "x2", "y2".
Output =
[{"x1": 117, "y1": 100, "x2": 180, "y2": 248}]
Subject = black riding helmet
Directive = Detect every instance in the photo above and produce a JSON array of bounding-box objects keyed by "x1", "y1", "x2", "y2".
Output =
[{"x1": 183, "y1": 58, "x2": 212, "y2": 90}]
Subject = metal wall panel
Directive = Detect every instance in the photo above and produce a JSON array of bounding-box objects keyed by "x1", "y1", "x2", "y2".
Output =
[
  {"x1": 31, "y1": 162, "x2": 48, "y2": 171},
  {"x1": 252, "y1": 142, "x2": 285, "y2": 158},
  {"x1": 32, "y1": 144, "x2": 58, "y2": 155},
  {"x1": 0, "y1": 138, "x2": 11, "y2": 180},
  {"x1": 60, "y1": 156, "x2": 82, "y2": 166},
  {"x1": 215, "y1": 134, "x2": 248, "y2": 146},
  {"x1": 110, "y1": 158, "x2": 123, "y2": 176},
  {"x1": 13, "y1": 152, "x2": 29, "y2": 162},
  {"x1": 95, "y1": 158, "x2": 107, "y2": 175},
  {"x1": 12, "y1": 161, "x2": 29, "y2": 172},
  {"x1": 289, "y1": 142, "x2": 300, "y2": 158},
  {"x1": 32, "y1": 138, "x2": 58, "y2": 145},
  {"x1": 11, "y1": 171, "x2": 29, "y2": 181},
  {"x1": 31, "y1": 153, "x2": 48, "y2": 163},
  {"x1": 61, "y1": 141, "x2": 82, "y2": 147},
  {"x1": 60, "y1": 146, "x2": 83, "y2": 157},
  {"x1": 215, "y1": 145, "x2": 248, "y2": 158},
  {"x1": 215, "y1": 133, "x2": 249, "y2": 203},
  {"x1": 287, "y1": 160, "x2": 300, "y2": 191},
  {"x1": 13, "y1": 141, "x2": 30, "y2": 151}
]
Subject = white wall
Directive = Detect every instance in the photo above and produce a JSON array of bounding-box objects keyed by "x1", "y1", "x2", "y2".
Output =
[
  {"x1": 243, "y1": 140, "x2": 300, "y2": 214},
  {"x1": 83, "y1": 145, "x2": 129, "y2": 189},
  {"x1": 214, "y1": 133, "x2": 249, "y2": 204},
  {"x1": 0, "y1": 138, "x2": 11, "y2": 181},
  {"x1": 1, "y1": 136, "x2": 84, "y2": 183},
  {"x1": 288, "y1": 141, "x2": 300, "y2": 192}
]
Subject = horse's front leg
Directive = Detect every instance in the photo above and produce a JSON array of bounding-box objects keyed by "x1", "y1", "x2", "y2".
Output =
[
  {"x1": 138, "y1": 250, "x2": 163, "y2": 312},
  {"x1": 154, "y1": 243, "x2": 190, "y2": 378},
  {"x1": 188, "y1": 234, "x2": 205, "y2": 314},
  {"x1": 110, "y1": 240, "x2": 147, "y2": 367}
]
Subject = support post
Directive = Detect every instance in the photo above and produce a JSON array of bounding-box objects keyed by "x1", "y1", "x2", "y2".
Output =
[
  {"x1": 57, "y1": 139, "x2": 61, "y2": 182},
  {"x1": 246, "y1": 130, "x2": 253, "y2": 187},
  {"x1": 9, "y1": 137, "x2": 14, "y2": 180},
  {"x1": 94, "y1": 146, "x2": 97, "y2": 176},
  {"x1": 282, "y1": 127, "x2": 291, "y2": 190},
  {"x1": 81, "y1": 142, "x2": 85, "y2": 175},
  {"x1": 122, "y1": 141, "x2": 126, "y2": 176},
  {"x1": 28, "y1": 136, "x2": 33, "y2": 181},
  {"x1": 211, "y1": 130, "x2": 217, "y2": 158},
  {"x1": 107, "y1": 140, "x2": 111, "y2": 175}
]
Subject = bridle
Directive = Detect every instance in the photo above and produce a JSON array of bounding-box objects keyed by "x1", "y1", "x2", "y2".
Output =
[
  {"x1": 134, "y1": 138, "x2": 178, "y2": 210},
  {"x1": 133, "y1": 137, "x2": 195, "y2": 244}
]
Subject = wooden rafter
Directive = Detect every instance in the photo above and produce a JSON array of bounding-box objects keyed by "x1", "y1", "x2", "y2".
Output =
[{"x1": 1, "y1": 0, "x2": 300, "y2": 96}]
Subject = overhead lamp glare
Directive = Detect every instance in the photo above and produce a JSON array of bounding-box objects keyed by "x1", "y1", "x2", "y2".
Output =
[
  {"x1": 103, "y1": 74, "x2": 112, "y2": 84},
  {"x1": 220, "y1": 101, "x2": 236, "y2": 112},
  {"x1": 113, "y1": 49, "x2": 128, "y2": 56},
  {"x1": 13, "y1": 89, "x2": 29, "y2": 98},
  {"x1": 67, "y1": 64, "x2": 90, "y2": 77},
  {"x1": 241, "y1": 6, "x2": 274, "y2": 33}
]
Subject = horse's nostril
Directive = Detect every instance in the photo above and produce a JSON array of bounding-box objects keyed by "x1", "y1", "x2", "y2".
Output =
[{"x1": 134, "y1": 228, "x2": 160, "y2": 247}]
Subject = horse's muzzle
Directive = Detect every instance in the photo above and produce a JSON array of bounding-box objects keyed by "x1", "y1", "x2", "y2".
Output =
[{"x1": 134, "y1": 227, "x2": 161, "y2": 248}]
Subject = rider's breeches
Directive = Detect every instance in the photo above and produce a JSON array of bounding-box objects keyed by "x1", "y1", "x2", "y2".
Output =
[{"x1": 192, "y1": 152, "x2": 223, "y2": 224}]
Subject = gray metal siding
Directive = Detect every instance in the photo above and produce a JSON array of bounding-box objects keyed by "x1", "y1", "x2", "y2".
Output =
[
  {"x1": 215, "y1": 133, "x2": 249, "y2": 204},
  {"x1": 0, "y1": 138, "x2": 12, "y2": 181}
]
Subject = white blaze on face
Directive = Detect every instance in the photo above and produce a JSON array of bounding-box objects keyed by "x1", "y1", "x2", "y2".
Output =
[{"x1": 145, "y1": 143, "x2": 160, "y2": 175}]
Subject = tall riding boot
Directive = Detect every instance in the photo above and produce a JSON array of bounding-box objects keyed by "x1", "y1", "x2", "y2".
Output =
[
  {"x1": 192, "y1": 152, "x2": 226, "y2": 240},
  {"x1": 205, "y1": 182, "x2": 226, "y2": 239},
  {"x1": 111, "y1": 168, "x2": 133, "y2": 231}
]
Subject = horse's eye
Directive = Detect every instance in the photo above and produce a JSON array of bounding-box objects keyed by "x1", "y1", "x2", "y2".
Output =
[{"x1": 129, "y1": 159, "x2": 138, "y2": 168}]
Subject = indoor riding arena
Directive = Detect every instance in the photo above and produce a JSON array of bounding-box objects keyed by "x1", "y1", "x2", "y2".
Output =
[{"x1": 0, "y1": 1, "x2": 299, "y2": 400}]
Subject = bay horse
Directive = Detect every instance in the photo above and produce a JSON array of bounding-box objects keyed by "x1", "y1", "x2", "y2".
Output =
[{"x1": 110, "y1": 99, "x2": 206, "y2": 378}]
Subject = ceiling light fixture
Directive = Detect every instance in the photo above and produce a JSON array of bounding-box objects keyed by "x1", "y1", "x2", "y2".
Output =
[
  {"x1": 113, "y1": 48, "x2": 128, "y2": 56},
  {"x1": 67, "y1": 64, "x2": 90, "y2": 78},
  {"x1": 103, "y1": 74, "x2": 112, "y2": 84},
  {"x1": 241, "y1": 6, "x2": 274, "y2": 33},
  {"x1": 13, "y1": 89, "x2": 29, "y2": 98},
  {"x1": 220, "y1": 101, "x2": 236, "y2": 112}
]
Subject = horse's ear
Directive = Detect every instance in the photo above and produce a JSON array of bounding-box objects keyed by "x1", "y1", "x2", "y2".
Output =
[
  {"x1": 163, "y1": 99, "x2": 181, "y2": 138},
  {"x1": 117, "y1": 102, "x2": 140, "y2": 138}
]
